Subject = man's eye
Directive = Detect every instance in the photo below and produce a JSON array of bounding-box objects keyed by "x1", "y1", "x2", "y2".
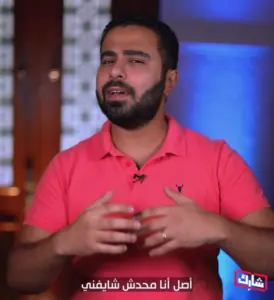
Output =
[
  {"x1": 102, "y1": 60, "x2": 113, "y2": 65},
  {"x1": 130, "y1": 60, "x2": 144, "y2": 64}
]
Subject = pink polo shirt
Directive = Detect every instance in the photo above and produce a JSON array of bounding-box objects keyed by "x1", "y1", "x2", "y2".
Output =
[{"x1": 24, "y1": 115, "x2": 269, "y2": 300}]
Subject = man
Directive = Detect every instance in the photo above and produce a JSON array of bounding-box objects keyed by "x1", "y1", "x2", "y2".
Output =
[{"x1": 7, "y1": 16, "x2": 274, "y2": 300}]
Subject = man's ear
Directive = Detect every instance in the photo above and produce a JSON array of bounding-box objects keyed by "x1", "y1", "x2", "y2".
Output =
[{"x1": 164, "y1": 69, "x2": 178, "y2": 95}]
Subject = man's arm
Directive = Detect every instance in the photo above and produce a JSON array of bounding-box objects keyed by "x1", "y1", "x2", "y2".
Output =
[
  {"x1": 7, "y1": 154, "x2": 71, "y2": 294},
  {"x1": 7, "y1": 225, "x2": 70, "y2": 294},
  {"x1": 215, "y1": 141, "x2": 274, "y2": 278},
  {"x1": 218, "y1": 207, "x2": 274, "y2": 279},
  {"x1": 7, "y1": 195, "x2": 138, "y2": 294}
]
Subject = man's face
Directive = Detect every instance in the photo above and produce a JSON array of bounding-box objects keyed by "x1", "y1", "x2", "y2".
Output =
[{"x1": 96, "y1": 25, "x2": 167, "y2": 129}]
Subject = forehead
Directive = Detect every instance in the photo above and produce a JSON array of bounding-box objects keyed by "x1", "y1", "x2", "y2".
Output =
[{"x1": 101, "y1": 25, "x2": 159, "y2": 54}]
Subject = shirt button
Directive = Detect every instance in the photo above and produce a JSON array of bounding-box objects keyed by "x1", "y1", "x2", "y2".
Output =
[{"x1": 126, "y1": 161, "x2": 131, "y2": 167}]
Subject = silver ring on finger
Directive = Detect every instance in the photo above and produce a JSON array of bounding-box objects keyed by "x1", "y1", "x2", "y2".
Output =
[{"x1": 162, "y1": 229, "x2": 167, "y2": 242}]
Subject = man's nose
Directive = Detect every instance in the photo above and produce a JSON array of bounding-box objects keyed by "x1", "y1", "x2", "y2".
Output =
[{"x1": 109, "y1": 61, "x2": 126, "y2": 80}]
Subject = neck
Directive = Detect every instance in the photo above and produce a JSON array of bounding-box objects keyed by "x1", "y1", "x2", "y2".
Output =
[{"x1": 110, "y1": 112, "x2": 168, "y2": 167}]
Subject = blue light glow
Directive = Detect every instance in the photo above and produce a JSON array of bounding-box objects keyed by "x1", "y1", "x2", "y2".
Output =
[
  {"x1": 176, "y1": 43, "x2": 270, "y2": 166},
  {"x1": 160, "y1": 0, "x2": 274, "y2": 22},
  {"x1": 169, "y1": 42, "x2": 272, "y2": 300}
]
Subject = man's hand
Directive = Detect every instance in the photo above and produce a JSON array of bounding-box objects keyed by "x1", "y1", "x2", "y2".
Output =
[
  {"x1": 54, "y1": 191, "x2": 141, "y2": 256},
  {"x1": 139, "y1": 187, "x2": 226, "y2": 256}
]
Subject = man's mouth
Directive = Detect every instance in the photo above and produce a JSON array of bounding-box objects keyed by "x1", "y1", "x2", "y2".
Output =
[{"x1": 107, "y1": 87, "x2": 128, "y2": 96}]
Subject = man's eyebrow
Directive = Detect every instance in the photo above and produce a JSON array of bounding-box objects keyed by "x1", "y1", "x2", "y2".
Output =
[
  {"x1": 123, "y1": 49, "x2": 151, "y2": 59},
  {"x1": 100, "y1": 49, "x2": 151, "y2": 60},
  {"x1": 100, "y1": 50, "x2": 116, "y2": 60}
]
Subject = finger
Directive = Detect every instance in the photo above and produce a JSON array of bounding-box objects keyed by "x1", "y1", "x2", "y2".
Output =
[
  {"x1": 143, "y1": 229, "x2": 172, "y2": 248},
  {"x1": 100, "y1": 217, "x2": 141, "y2": 231},
  {"x1": 139, "y1": 218, "x2": 167, "y2": 235},
  {"x1": 149, "y1": 240, "x2": 177, "y2": 257},
  {"x1": 87, "y1": 191, "x2": 113, "y2": 210},
  {"x1": 139, "y1": 206, "x2": 170, "y2": 220},
  {"x1": 164, "y1": 186, "x2": 192, "y2": 204},
  {"x1": 95, "y1": 243, "x2": 128, "y2": 255},
  {"x1": 97, "y1": 203, "x2": 135, "y2": 216},
  {"x1": 99, "y1": 231, "x2": 137, "y2": 244},
  {"x1": 133, "y1": 211, "x2": 142, "y2": 220}
]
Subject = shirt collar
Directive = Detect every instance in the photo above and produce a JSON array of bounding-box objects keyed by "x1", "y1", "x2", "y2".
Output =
[{"x1": 89, "y1": 114, "x2": 187, "y2": 160}]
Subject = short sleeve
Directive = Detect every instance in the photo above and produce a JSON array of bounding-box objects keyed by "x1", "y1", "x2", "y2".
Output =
[
  {"x1": 24, "y1": 154, "x2": 68, "y2": 233},
  {"x1": 217, "y1": 142, "x2": 270, "y2": 220}
]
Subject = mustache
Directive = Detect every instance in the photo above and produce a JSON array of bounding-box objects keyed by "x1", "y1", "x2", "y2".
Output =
[{"x1": 102, "y1": 80, "x2": 135, "y2": 96}]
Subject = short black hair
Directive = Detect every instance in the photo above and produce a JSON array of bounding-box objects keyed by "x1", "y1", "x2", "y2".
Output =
[{"x1": 99, "y1": 15, "x2": 179, "y2": 70}]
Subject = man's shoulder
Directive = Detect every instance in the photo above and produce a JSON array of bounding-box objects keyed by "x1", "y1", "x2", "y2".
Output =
[
  {"x1": 65, "y1": 132, "x2": 100, "y2": 153},
  {"x1": 181, "y1": 126, "x2": 240, "y2": 178},
  {"x1": 53, "y1": 131, "x2": 102, "y2": 165},
  {"x1": 183, "y1": 126, "x2": 226, "y2": 156}
]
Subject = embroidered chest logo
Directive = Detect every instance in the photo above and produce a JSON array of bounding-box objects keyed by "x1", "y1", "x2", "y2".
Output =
[{"x1": 176, "y1": 184, "x2": 183, "y2": 193}]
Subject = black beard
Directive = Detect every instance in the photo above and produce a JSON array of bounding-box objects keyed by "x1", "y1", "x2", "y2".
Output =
[{"x1": 96, "y1": 77, "x2": 166, "y2": 130}]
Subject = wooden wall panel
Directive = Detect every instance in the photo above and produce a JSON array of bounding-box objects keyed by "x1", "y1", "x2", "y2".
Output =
[{"x1": 13, "y1": 0, "x2": 62, "y2": 192}]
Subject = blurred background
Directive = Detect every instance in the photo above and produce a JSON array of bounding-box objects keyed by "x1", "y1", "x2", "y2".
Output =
[{"x1": 0, "y1": 0, "x2": 273, "y2": 299}]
